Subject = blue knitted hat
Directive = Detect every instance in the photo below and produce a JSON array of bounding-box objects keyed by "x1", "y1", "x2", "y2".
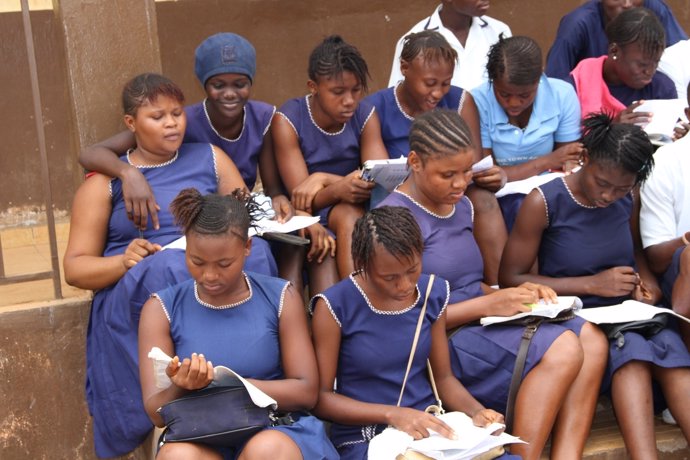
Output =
[{"x1": 194, "y1": 33, "x2": 256, "y2": 85}]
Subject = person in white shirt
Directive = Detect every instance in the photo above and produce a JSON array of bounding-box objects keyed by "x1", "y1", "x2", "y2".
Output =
[
  {"x1": 388, "y1": 0, "x2": 511, "y2": 91},
  {"x1": 640, "y1": 85, "x2": 690, "y2": 349},
  {"x1": 659, "y1": 39, "x2": 690, "y2": 101}
]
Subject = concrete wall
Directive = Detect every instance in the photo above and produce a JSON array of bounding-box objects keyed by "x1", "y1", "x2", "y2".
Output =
[{"x1": 3, "y1": 0, "x2": 690, "y2": 218}]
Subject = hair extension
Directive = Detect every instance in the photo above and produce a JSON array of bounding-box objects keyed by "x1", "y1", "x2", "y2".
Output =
[
  {"x1": 170, "y1": 188, "x2": 267, "y2": 241},
  {"x1": 581, "y1": 113, "x2": 655, "y2": 184},
  {"x1": 351, "y1": 206, "x2": 423, "y2": 273},
  {"x1": 307, "y1": 35, "x2": 370, "y2": 92},
  {"x1": 486, "y1": 34, "x2": 542, "y2": 86},
  {"x1": 400, "y1": 30, "x2": 458, "y2": 68},
  {"x1": 409, "y1": 109, "x2": 473, "y2": 161},
  {"x1": 122, "y1": 73, "x2": 185, "y2": 117},
  {"x1": 606, "y1": 7, "x2": 665, "y2": 59}
]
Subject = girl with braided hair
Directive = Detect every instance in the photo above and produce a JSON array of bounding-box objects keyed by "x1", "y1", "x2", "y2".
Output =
[
  {"x1": 364, "y1": 29, "x2": 507, "y2": 284},
  {"x1": 501, "y1": 112, "x2": 690, "y2": 458},
  {"x1": 311, "y1": 206, "x2": 509, "y2": 459},
  {"x1": 138, "y1": 188, "x2": 337, "y2": 460},
  {"x1": 469, "y1": 34, "x2": 585, "y2": 232},
  {"x1": 378, "y1": 109, "x2": 608, "y2": 459},
  {"x1": 272, "y1": 35, "x2": 389, "y2": 290},
  {"x1": 63, "y1": 73, "x2": 252, "y2": 457}
]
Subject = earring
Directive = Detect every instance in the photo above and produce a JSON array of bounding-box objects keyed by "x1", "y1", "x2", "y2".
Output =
[
  {"x1": 578, "y1": 158, "x2": 585, "y2": 166},
  {"x1": 612, "y1": 55, "x2": 618, "y2": 61}
]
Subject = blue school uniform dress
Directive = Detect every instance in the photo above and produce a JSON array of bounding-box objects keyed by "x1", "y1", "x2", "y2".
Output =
[
  {"x1": 184, "y1": 99, "x2": 278, "y2": 276},
  {"x1": 378, "y1": 190, "x2": 585, "y2": 414},
  {"x1": 545, "y1": 0, "x2": 687, "y2": 80},
  {"x1": 536, "y1": 178, "x2": 690, "y2": 389},
  {"x1": 311, "y1": 273, "x2": 450, "y2": 459},
  {"x1": 184, "y1": 100, "x2": 275, "y2": 191},
  {"x1": 364, "y1": 85, "x2": 465, "y2": 159},
  {"x1": 277, "y1": 95, "x2": 374, "y2": 225},
  {"x1": 87, "y1": 144, "x2": 274, "y2": 458},
  {"x1": 154, "y1": 274, "x2": 338, "y2": 460},
  {"x1": 472, "y1": 74, "x2": 582, "y2": 231}
]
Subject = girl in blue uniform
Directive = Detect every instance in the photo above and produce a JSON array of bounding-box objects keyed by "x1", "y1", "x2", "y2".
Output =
[
  {"x1": 272, "y1": 35, "x2": 389, "y2": 286},
  {"x1": 500, "y1": 113, "x2": 690, "y2": 459},
  {"x1": 78, "y1": 32, "x2": 288, "y2": 278},
  {"x1": 365, "y1": 29, "x2": 507, "y2": 284},
  {"x1": 378, "y1": 109, "x2": 609, "y2": 459},
  {"x1": 63, "y1": 73, "x2": 249, "y2": 457},
  {"x1": 311, "y1": 206, "x2": 509, "y2": 459},
  {"x1": 138, "y1": 188, "x2": 337, "y2": 460}
]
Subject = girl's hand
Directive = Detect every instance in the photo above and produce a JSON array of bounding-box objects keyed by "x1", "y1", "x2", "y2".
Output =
[
  {"x1": 673, "y1": 121, "x2": 690, "y2": 141},
  {"x1": 121, "y1": 166, "x2": 160, "y2": 231},
  {"x1": 292, "y1": 174, "x2": 330, "y2": 214},
  {"x1": 122, "y1": 238, "x2": 162, "y2": 270},
  {"x1": 336, "y1": 170, "x2": 375, "y2": 203},
  {"x1": 616, "y1": 101, "x2": 651, "y2": 126},
  {"x1": 387, "y1": 407, "x2": 456, "y2": 440},
  {"x1": 633, "y1": 279, "x2": 657, "y2": 304},
  {"x1": 472, "y1": 166, "x2": 507, "y2": 193},
  {"x1": 547, "y1": 143, "x2": 583, "y2": 171},
  {"x1": 471, "y1": 408, "x2": 505, "y2": 430},
  {"x1": 589, "y1": 266, "x2": 638, "y2": 297},
  {"x1": 271, "y1": 194, "x2": 294, "y2": 223},
  {"x1": 167, "y1": 353, "x2": 214, "y2": 391},
  {"x1": 518, "y1": 282, "x2": 558, "y2": 304},
  {"x1": 301, "y1": 223, "x2": 336, "y2": 264},
  {"x1": 486, "y1": 287, "x2": 538, "y2": 317}
]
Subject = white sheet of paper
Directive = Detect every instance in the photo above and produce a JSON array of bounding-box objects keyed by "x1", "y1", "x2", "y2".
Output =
[
  {"x1": 161, "y1": 236, "x2": 186, "y2": 251},
  {"x1": 147, "y1": 347, "x2": 277, "y2": 409},
  {"x1": 471, "y1": 156, "x2": 494, "y2": 174},
  {"x1": 634, "y1": 99, "x2": 686, "y2": 142},
  {"x1": 159, "y1": 216, "x2": 320, "y2": 248},
  {"x1": 250, "y1": 215, "x2": 320, "y2": 237},
  {"x1": 495, "y1": 171, "x2": 564, "y2": 198},
  {"x1": 575, "y1": 300, "x2": 690, "y2": 325},
  {"x1": 481, "y1": 296, "x2": 583, "y2": 326}
]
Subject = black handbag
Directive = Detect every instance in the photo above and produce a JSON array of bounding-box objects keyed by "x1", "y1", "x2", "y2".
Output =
[
  {"x1": 158, "y1": 385, "x2": 286, "y2": 447},
  {"x1": 599, "y1": 314, "x2": 669, "y2": 349}
]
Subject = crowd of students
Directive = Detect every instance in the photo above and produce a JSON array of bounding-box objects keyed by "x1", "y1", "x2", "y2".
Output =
[{"x1": 64, "y1": 1, "x2": 690, "y2": 459}]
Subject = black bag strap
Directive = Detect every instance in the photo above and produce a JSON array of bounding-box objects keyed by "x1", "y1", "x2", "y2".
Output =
[{"x1": 505, "y1": 319, "x2": 542, "y2": 433}]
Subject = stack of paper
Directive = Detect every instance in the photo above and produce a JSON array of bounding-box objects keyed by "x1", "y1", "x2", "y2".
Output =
[
  {"x1": 368, "y1": 411, "x2": 524, "y2": 460},
  {"x1": 361, "y1": 157, "x2": 409, "y2": 192}
]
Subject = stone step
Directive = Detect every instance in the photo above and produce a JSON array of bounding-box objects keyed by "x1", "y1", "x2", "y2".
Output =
[{"x1": 541, "y1": 399, "x2": 689, "y2": 459}]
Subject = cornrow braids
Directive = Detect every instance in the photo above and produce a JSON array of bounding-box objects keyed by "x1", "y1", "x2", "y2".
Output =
[
  {"x1": 486, "y1": 34, "x2": 542, "y2": 86},
  {"x1": 409, "y1": 109, "x2": 473, "y2": 162},
  {"x1": 170, "y1": 188, "x2": 266, "y2": 241},
  {"x1": 582, "y1": 113, "x2": 655, "y2": 184},
  {"x1": 606, "y1": 7, "x2": 665, "y2": 59},
  {"x1": 400, "y1": 30, "x2": 458, "y2": 68},
  {"x1": 351, "y1": 206, "x2": 423, "y2": 273},
  {"x1": 122, "y1": 73, "x2": 185, "y2": 117},
  {"x1": 308, "y1": 35, "x2": 370, "y2": 92}
]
